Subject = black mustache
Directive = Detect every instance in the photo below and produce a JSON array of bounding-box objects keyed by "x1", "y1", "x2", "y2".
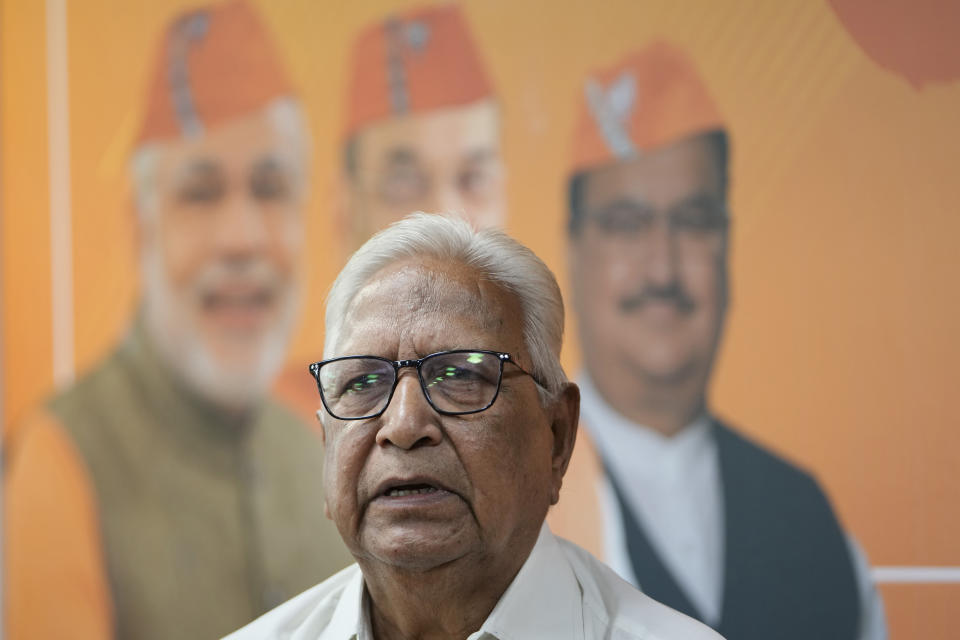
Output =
[{"x1": 619, "y1": 284, "x2": 695, "y2": 314}]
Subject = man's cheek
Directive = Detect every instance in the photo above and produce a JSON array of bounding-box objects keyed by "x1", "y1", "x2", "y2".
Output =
[
  {"x1": 158, "y1": 238, "x2": 207, "y2": 288},
  {"x1": 681, "y1": 260, "x2": 721, "y2": 306},
  {"x1": 588, "y1": 265, "x2": 626, "y2": 316}
]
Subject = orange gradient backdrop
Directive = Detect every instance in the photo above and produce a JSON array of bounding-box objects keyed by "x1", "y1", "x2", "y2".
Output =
[{"x1": 3, "y1": 1, "x2": 958, "y2": 637}]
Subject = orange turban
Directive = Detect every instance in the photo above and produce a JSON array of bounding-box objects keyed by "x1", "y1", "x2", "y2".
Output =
[
  {"x1": 570, "y1": 41, "x2": 724, "y2": 176},
  {"x1": 343, "y1": 4, "x2": 493, "y2": 139},
  {"x1": 135, "y1": 0, "x2": 294, "y2": 145}
]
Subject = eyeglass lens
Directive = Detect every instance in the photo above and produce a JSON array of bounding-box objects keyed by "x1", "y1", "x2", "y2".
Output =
[{"x1": 318, "y1": 351, "x2": 503, "y2": 419}]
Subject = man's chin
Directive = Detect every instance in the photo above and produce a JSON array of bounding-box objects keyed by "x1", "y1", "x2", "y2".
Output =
[
  {"x1": 622, "y1": 346, "x2": 699, "y2": 386},
  {"x1": 156, "y1": 328, "x2": 287, "y2": 410},
  {"x1": 360, "y1": 526, "x2": 477, "y2": 572},
  {"x1": 203, "y1": 337, "x2": 274, "y2": 366}
]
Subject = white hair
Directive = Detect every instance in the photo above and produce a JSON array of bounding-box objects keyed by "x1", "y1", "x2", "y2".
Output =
[
  {"x1": 324, "y1": 213, "x2": 568, "y2": 398},
  {"x1": 130, "y1": 96, "x2": 309, "y2": 221}
]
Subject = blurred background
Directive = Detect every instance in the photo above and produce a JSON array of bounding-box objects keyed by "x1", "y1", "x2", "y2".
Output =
[{"x1": 2, "y1": 0, "x2": 958, "y2": 638}]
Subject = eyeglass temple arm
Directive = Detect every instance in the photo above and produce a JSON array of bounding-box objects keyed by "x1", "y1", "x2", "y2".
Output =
[{"x1": 499, "y1": 353, "x2": 549, "y2": 390}]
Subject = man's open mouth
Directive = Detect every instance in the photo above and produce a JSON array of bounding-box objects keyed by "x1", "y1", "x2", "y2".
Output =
[{"x1": 384, "y1": 483, "x2": 441, "y2": 497}]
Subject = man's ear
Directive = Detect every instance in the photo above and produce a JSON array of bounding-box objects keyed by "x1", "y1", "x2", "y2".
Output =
[{"x1": 549, "y1": 382, "x2": 580, "y2": 506}]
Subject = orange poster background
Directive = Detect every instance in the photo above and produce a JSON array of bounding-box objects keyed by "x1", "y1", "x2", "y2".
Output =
[{"x1": 3, "y1": 1, "x2": 958, "y2": 636}]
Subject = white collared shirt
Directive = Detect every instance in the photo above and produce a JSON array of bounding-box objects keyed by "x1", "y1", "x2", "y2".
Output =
[
  {"x1": 578, "y1": 373, "x2": 887, "y2": 639},
  {"x1": 223, "y1": 524, "x2": 723, "y2": 640}
]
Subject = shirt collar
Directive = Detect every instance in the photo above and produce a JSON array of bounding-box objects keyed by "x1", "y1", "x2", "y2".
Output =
[
  {"x1": 318, "y1": 567, "x2": 367, "y2": 640},
  {"x1": 473, "y1": 523, "x2": 584, "y2": 640},
  {"x1": 325, "y1": 524, "x2": 584, "y2": 640}
]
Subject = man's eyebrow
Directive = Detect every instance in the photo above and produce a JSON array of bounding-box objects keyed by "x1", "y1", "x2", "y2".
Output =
[
  {"x1": 173, "y1": 158, "x2": 220, "y2": 182},
  {"x1": 461, "y1": 148, "x2": 498, "y2": 165},
  {"x1": 591, "y1": 196, "x2": 654, "y2": 216},
  {"x1": 251, "y1": 154, "x2": 296, "y2": 174},
  {"x1": 674, "y1": 191, "x2": 725, "y2": 210},
  {"x1": 382, "y1": 147, "x2": 419, "y2": 167}
]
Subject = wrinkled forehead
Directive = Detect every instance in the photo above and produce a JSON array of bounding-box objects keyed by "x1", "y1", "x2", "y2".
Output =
[{"x1": 335, "y1": 258, "x2": 520, "y2": 356}]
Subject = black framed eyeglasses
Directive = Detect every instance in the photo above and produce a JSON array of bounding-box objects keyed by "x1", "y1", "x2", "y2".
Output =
[{"x1": 309, "y1": 349, "x2": 543, "y2": 420}]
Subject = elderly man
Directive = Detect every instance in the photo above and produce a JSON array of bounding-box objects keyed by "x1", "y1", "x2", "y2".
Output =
[
  {"x1": 227, "y1": 214, "x2": 722, "y2": 639},
  {"x1": 339, "y1": 4, "x2": 506, "y2": 248},
  {"x1": 549, "y1": 43, "x2": 886, "y2": 639},
  {"x1": 3, "y1": 2, "x2": 350, "y2": 639}
]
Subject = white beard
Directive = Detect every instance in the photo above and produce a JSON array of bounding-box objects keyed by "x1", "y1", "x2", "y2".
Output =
[{"x1": 141, "y1": 246, "x2": 298, "y2": 412}]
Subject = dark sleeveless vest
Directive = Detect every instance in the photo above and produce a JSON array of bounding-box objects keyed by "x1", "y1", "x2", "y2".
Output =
[
  {"x1": 608, "y1": 420, "x2": 860, "y2": 640},
  {"x1": 48, "y1": 321, "x2": 353, "y2": 640}
]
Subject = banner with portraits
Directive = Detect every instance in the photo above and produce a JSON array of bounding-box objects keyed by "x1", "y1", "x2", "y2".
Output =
[{"x1": 2, "y1": 1, "x2": 958, "y2": 637}]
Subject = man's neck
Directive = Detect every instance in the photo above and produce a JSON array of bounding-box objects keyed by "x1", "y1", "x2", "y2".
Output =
[
  {"x1": 358, "y1": 546, "x2": 530, "y2": 640},
  {"x1": 586, "y1": 365, "x2": 708, "y2": 437}
]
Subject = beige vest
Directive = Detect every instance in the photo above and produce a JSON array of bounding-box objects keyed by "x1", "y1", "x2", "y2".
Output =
[{"x1": 48, "y1": 321, "x2": 353, "y2": 639}]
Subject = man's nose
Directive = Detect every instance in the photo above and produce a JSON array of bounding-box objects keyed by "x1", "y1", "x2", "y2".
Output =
[
  {"x1": 374, "y1": 373, "x2": 443, "y2": 450},
  {"x1": 214, "y1": 192, "x2": 269, "y2": 257},
  {"x1": 642, "y1": 215, "x2": 680, "y2": 286}
]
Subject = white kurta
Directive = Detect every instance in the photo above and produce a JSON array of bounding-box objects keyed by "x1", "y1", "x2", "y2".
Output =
[
  {"x1": 223, "y1": 523, "x2": 724, "y2": 640},
  {"x1": 579, "y1": 373, "x2": 887, "y2": 639}
]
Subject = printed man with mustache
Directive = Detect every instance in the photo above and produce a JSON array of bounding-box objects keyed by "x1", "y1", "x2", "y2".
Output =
[
  {"x1": 4, "y1": 3, "x2": 351, "y2": 639},
  {"x1": 549, "y1": 42, "x2": 886, "y2": 640}
]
